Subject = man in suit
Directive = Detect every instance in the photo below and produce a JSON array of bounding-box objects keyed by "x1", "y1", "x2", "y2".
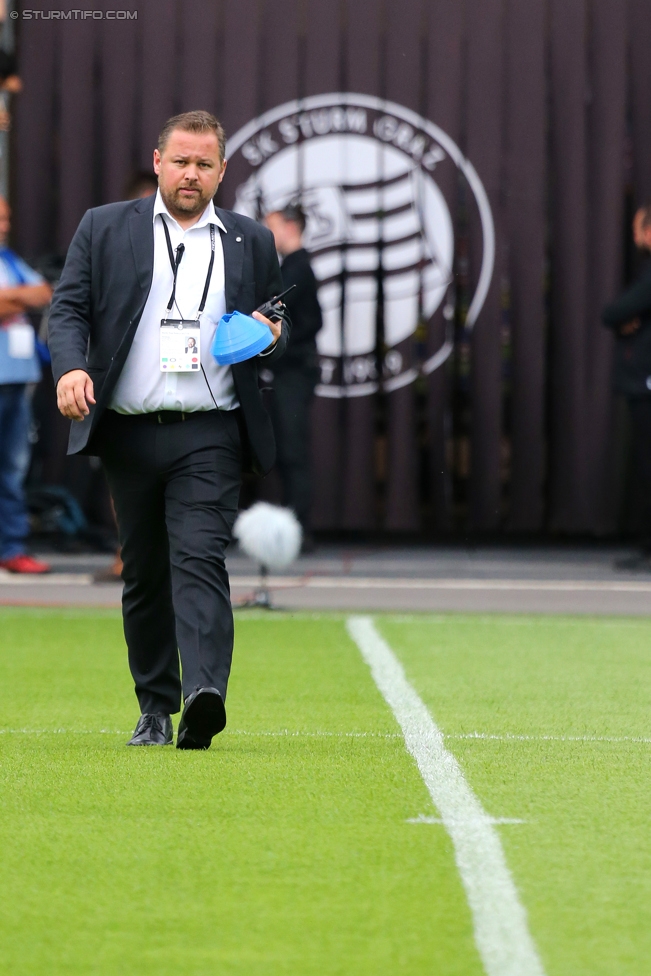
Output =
[
  {"x1": 49, "y1": 111, "x2": 288, "y2": 748},
  {"x1": 264, "y1": 204, "x2": 322, "y2": 547},
  {"x1": 602, "y1": 203, "x2": 651, "y2": 569}
]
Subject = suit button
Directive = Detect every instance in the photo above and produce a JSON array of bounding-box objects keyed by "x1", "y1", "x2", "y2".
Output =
[{"x1": 236, "y1": 236, "x2": 242, "y2": 242}]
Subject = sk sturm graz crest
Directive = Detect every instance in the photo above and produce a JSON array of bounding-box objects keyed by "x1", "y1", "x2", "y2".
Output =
[{"x1": 226, "y1": 93, "x2": 494, "y2": 398}]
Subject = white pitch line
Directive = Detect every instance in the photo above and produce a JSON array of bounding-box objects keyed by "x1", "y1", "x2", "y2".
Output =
[
  {"x1": 0, "y1": 728, "x2": 402, "y2": 738},
  {"x1": 226, "y1": 729, "x2": 400, "y2": 738},
  {"x1": 1, "y1": 728, "x2": 646, "y2": 747},
  {"x1": 448, "y1": 732, "x2": 651, "y2": 744},
  {"x1": 347, "y1": 615, "x2": 546, "y2": 976},
  {"x1": 0, "y1": 729, "x2": 130, "y2": 734},
  {"x1": 407, "y1": 814, "x2": 527, "y2": 825}
]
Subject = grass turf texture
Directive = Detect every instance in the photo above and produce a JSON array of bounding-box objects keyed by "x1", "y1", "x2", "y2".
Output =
[{"x1": 0, "y1": 610, "x2": 648, "y2": 973}]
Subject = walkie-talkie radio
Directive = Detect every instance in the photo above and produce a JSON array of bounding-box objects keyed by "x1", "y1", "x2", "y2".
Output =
[{"x1": 255, "y1": 284, "x2": 296, "y2": 322}]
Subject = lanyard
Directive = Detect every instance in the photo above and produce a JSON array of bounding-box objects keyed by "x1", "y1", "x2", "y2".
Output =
[{"x1": 161, "y1": 217, "x2": 216, "y2": 317}]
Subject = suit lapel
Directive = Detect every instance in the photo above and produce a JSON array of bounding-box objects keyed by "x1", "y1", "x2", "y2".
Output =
[
  {"x1": 128, "y1": 194, "x2": 155, "y2": 296},
  {"x1": 216, "y1": 207, "x2": 244, "y2": 312}
]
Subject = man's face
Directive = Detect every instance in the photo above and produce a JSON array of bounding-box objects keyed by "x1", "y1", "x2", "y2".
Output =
[
  {"x1": 264, "y1": 212, "x2": 298, "y2": 256},
  {"x1": 633, "y1": 210, "x2": 651, "y2": 251},
  {"x1": 153, "y1": 129, "x2": 227, "y2": 219},
  {"x1": 0, "y1": 199, "x2": 11, "y2": 245}
]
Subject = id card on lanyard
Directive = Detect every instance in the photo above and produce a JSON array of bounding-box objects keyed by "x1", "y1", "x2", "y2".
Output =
[
  {"x1": 160, "y1": 320, "x2": 200, "y2": 372},
  {"x1": 159, "y1": 220, "x2": 215, "y2": 373}
]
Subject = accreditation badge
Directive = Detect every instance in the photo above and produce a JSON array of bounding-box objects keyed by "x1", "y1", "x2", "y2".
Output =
[
  {"x1": 160, "y1": 319, "x2": 201, "y2": 372},
  {"x1": 7, "y1": 323, "x2": 35, "y2": 359}
]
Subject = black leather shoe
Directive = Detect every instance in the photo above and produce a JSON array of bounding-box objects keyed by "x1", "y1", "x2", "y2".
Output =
[
  {"x1": 127, "y1": 713, "x2": 173, "y2": 746},
  {"x1": 176, "y1": 688, "x2": 226, "y2": 750}
]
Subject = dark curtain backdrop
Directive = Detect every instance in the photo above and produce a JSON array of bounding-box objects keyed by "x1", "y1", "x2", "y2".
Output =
[{"x1": 13, "y1": 0, "x2": 648, "y2": 536}]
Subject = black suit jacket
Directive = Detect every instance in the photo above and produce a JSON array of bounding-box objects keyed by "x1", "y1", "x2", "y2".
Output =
[
  {"x1": 48, "y1": 194, "x2": 289, "y2": 474},
  {"x1": 602, "y1": 259, "x2": 651, "y2": 397}
]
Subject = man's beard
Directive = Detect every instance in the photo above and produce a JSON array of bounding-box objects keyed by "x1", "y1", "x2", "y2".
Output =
[{"x1": 160, "y1": 183, "x2": 211, "y2": 219}]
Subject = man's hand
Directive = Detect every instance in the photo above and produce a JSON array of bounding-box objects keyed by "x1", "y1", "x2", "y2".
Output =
[
  {"x1": 56, "y1": 369, "x2": 96, "y2": 421},
  {"x1": 252, "y1": 310, "x2": 282, "y2": 345},
  {"x1": 1, "y1": 283, "x2": 53, "y2": 309},
  {"x1": 0, "y1": 283, "x2": 53, "y2": 318},
  {"x1": 620, "y1": 317, "x2": 641, "y2": 336},
  {"x1": 0, "y1": 295, "x2": 26, "y2": 317}
]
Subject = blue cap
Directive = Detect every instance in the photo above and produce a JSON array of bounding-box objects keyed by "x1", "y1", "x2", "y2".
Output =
[{"x1": 211, "y1": 311, "x2": 273, "y2": 365}]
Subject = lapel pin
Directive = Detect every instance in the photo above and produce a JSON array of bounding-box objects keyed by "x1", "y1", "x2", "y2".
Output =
[{"x1": 235, "y1": 236, "x2": 242, "y2": 242}]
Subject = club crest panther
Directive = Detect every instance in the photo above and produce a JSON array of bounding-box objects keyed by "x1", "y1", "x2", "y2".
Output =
[{"x1": 227, "y1": 93, "x2": 494, "y2": 397}]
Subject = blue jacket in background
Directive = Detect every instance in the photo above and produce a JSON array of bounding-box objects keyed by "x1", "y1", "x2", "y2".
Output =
[{"x1": 0, "y1": 247, "x2": 44, "y2": 385}]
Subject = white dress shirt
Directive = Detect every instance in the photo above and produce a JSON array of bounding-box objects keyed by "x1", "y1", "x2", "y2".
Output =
[{"x1": 110, "y1": 190, "x2": 239, "y2": 413}]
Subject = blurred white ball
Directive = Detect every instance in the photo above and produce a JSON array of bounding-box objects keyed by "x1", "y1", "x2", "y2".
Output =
[{"x1": 233, "y1": 502, "x2": 302, "y2": 570}]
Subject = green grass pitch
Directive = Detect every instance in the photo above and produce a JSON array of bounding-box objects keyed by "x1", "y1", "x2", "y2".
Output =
[{"x1": 0, "y1": 607, "x2": 650, "y2": 974}]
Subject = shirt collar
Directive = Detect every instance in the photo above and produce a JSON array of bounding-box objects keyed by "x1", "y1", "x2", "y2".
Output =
[{"x1": 153, "y1": 188, "x2": 227, "y2": 233}]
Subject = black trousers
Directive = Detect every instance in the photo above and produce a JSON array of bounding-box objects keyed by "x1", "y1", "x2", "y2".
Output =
[
  {"x1": 95, "y1": 409, "x2": 241, "y2": 715},
  {"x1": 628, "y1": 397, "x2": 651, "y2": 548},
  {"x1": 270, "y1": 367, "x2": 317, "y2": 528}
]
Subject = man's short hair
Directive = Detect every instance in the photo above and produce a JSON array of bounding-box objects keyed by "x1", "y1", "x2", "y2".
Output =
[
  {"x1": 158, "y1": 111, "x2": 226, "y2": 160},
  {"x1": 279, "y1": 202, "x2": 307, "y2": 233}
]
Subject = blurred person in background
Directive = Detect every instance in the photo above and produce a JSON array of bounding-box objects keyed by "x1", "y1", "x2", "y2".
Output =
[
  {"x1": 124, "y1": 170, "x2": 158, "y2": 201},
  {"x1": 264, "y1": 204, "x2": 322, "y2": 550},
  {"x1": 603, "y1": 203, "x2": 651, "y2": 570},
  {"x1": 0, "y1": 51, "x2": 22, "y2": 132},
  {"x1": 0, "y1": 196, "x2": 52, "y2": 572},
  {"x1": 94, "y1": 170, "x2": 158, "y2": 583}
]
